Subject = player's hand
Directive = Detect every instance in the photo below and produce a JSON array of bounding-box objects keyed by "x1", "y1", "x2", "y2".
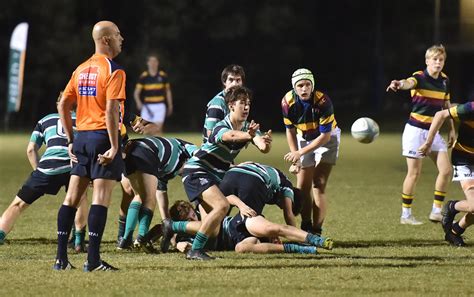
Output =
[
  {"x1": 417, "y1": 142, "x2": 431, "y2": 157},
  {"x1": 131, "y1": 118, "x2": 145, "y2": 134},
  {"x1": 68, "y1": 143, "x2": 78, "y2": 163},
  {"x1": 98, "y1": 147, "x2": 118, "y2": 165},
  {"x1": 284, "y1": 151, "x2": 301, "y2": 163},
  {"x1": 261, "y1": 129, "x2": 273, "y2": 145},
  {"x1": 239, "y1": 203, "x2": 257, "y2": 218},
  {"x1": 289, "y1": 162, "x2": 301, "y2": 174},
  {"x1": 247, "y1": 120, "x2": 260, "y2": 139},
  {"x1": 386, "y1": 80, "x2": 403, "y2": 92}
]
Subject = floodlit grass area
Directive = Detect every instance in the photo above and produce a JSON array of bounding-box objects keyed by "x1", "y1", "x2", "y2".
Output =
[{"x1": 0, "y1": 132, "x2": 473, "y2": 296}]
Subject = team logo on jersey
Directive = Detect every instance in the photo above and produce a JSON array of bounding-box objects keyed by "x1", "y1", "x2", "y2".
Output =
[{"x1": 78, "y1": 66, "x2": 99, "y2": 96}]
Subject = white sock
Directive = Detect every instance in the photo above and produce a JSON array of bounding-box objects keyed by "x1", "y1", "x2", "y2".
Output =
[
  {"x1": 401, "y1": 207, "x2": 412, "y2": 218},
  {"x1": 431, "y1": 205, "x2": 442, "y2": 213}
]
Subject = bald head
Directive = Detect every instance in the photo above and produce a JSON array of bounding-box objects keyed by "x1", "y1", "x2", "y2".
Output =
[
  {"x1": 92, "y1": 21, "x2": 117, "y2": 41},
  {"x1": 91, "y1": 21, "x2": 123, "y2": 58}
]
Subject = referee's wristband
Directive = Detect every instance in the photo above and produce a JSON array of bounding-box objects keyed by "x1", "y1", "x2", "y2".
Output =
[{"x1": 67, "y1": 140, "x2": 74, "y2": 145}]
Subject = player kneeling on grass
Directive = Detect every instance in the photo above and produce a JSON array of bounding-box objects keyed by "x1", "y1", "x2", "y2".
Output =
[
  {"x1": 158, "y1": 200, "x2": 333, "y2": 255},
  {"x1": 419, "y1": 102, "x2": 474, "y2": 247},
  {"x1": 116, "y1": 136, "x2": 197, "y2": 252},
  {"x1": 178, "y1": 86, "x2": 272, "y2": 260}
]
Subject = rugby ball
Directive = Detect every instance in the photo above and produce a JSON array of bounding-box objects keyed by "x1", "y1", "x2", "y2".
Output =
[{"x1": 351, "y1": 117, "x2": 380, "y2": 144}]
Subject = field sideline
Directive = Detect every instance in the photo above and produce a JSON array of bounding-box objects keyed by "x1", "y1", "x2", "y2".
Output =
[{"x1": 0, "y1": 132, "x2": 473, "y2": 296}]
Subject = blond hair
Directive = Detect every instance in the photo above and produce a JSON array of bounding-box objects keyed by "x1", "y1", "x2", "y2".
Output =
[{"x1": 425, "y1": 44, "x2": 446, "y2": 60}]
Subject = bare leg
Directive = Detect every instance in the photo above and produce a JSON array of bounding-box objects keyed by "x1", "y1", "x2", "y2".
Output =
[
  {"x1": 296, "y1": 167, "x2": 313, "y2": 227},
  {"x1": 402, "y1": 158, "x2": 423, "y2": 197},
  {"x1": 197, "y1": 185, "x2": 229, "y2": 237},
  {"x1": 119, "y1": 176, "x2": 134, "y2": 217},
  {"x1": 74, "y1": 190, "x2": 89, "y2": 230},
  {"x1": 312, "y1": 162, "x2": 333, "y2": 231},
  {"x1": 156, "y1": 190, "x2": 170, "y2": 220},
  {"x1": 245, "y1": 215, "x2": 308, "y2": 242},
  {"x1": 0, "y1": 196, "x2": 30, "y2": 234},
  {"x1": 429, "y1": 151, "x2": 452, "y2": 195},
  {"x1": 235, "y1": 237, "x2": 284, "y2": 253}
]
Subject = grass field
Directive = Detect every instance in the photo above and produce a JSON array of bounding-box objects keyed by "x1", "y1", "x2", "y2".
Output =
[{"x1": 0, "y1": 132, "x2": 473, "y2": 297}]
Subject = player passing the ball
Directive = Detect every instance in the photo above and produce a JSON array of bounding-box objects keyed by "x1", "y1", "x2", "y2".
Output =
[
  {"x1": 281, "y1": 68, "x2": 341, "y2": 235},
  {"x1": 386, "y1": 44, "x2": 455, "y2": 225}
]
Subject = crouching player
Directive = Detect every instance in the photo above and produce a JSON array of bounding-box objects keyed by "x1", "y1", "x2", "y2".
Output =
[
  {"x1": 418, "y1": 102, "x2": 474, "y2": 246},
  {"x1": 117, "y1": 136, "x2": 197, "y2": 252},
  {"x1": 178, "y1": 86, "x2": 272, "y2": 260}
]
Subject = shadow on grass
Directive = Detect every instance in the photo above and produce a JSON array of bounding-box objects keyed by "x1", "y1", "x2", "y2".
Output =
[{"x1": 334, "y1": 238, "x2": 449, "y2": 248}]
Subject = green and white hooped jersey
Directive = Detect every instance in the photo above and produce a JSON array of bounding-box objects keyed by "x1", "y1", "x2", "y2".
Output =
[
  {"x1": 228, "y1": 162, "x2": 294, "y2": 203},
  {"x1": 202, "y1": 91, "x2": 229, "y2": 144},
  {"x1": 30, "y1": 113, "x2": 76, "y2": 175},
  {"x1": 185, "y1": 115, "x2": 259, "y2": 182},
  {"x1": 133, "y1": 136, "x2": 198, "y2": 183}
]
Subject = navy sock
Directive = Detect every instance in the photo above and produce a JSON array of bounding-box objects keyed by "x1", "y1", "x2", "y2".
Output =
[
  {"x1": 87, "y1": 205, "x2": 108, "y2": 267},
  {"x1": 56, "y1": 205, "x2": 77, "y2": 261}
]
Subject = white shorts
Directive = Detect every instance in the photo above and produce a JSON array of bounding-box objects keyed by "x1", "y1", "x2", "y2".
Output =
[
  {"x1": 452, "y1": 165, "x2": 474, "y2": 181},
  {"x1": 141, "y1": 103, "x2": 166, "y2": 124},
  {"x1": 297, "y1": 127, "x2": 341, "y2": 167},
  {"x1": 402, "y1": 124, "x2": 447, "y2": 158}
]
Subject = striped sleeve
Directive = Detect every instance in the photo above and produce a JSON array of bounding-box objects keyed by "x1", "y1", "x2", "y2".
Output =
[{"x1": 30, "y1": 122, "x2": 44, "y2": 147}]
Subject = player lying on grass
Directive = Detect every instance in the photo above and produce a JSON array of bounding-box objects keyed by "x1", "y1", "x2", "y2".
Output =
[
  {"x1": 179, "y1": 86, "x2": 272, "y2": 260},
  {"x1": 157, "y1": 200, "x2": 333, "y2": 256},
  {"x1": 116, "y1": 136, "x2": 197, "y2": 252},
  {"x1": 419, "y1": 101, "x2": 474, "y2": 246}
]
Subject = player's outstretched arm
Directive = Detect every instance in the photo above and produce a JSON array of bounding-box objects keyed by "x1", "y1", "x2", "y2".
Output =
[{"x1": 386, "y1": 79, "x2": 415, "y2": 92}]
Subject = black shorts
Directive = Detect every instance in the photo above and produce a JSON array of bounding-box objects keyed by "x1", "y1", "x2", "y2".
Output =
[
  {"x1": 182, "y1": 171, "x2": 220, "y2": 203},
  {"x1": 125, "y1": 144, "x2": 159, "y2": 177},
  {"x1": 71, "y1": 130, "x2": 124, "y2": 181},
  {"x1": 219, "y1": 171, "x2": 268, "y2": 215},
  {"x1": 226, "y1": 214, "x2": 252, "y2": 248},
  {"x1": 17, "y1": 170, "x2": 70, "y2": 204}
]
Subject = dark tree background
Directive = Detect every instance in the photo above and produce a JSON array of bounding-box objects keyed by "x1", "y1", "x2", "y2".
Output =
[{"x1": 0, "y1": 0, "x2": 470, "y2": 133}]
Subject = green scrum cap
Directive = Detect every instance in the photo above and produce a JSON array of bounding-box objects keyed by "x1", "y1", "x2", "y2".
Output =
[{"x1": 291, "y1": 68, "x2": 315, "y2": 91}]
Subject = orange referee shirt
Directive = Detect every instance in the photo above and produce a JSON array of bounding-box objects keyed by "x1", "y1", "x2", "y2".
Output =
[{"x1": 63, "y1": 53, "x2": 126, "y2": 131}]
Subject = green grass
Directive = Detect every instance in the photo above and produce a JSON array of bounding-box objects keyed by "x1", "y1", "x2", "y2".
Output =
[{"x1": 0, "y1": 132, "x2": 472, "y2": 296}]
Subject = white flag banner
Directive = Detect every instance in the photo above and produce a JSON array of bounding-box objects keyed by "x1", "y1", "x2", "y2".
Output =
[{"x1": 7, "y1": 22, "x2": 28, "y2": 113}]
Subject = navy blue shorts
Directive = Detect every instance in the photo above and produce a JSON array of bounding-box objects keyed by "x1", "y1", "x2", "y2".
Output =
[
  {"x1": 125, "y1": 143, "x2": 159, "y2": 177},
  {"x1": 227, "y1": 214, "x2": 251, "y2": 248},
  {"x1": 17, "y1": 170, "x2": 70, "y2": 204},
  {"x1": 219, "y1": 171, "x2": 268, "y2": 215},
  {"x1": 182, "y1": 171, "x2": 219, "y2": 203},
  {"x1": 71, "y1": 130, "x2": 124, "y2": 181}
]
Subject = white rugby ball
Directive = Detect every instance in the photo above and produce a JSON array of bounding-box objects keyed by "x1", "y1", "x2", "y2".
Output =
[{"x1": 351, "y1": 117, "x2": 380, "y2": 144}]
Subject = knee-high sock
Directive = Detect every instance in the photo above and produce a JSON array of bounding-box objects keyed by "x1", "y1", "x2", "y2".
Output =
[
  {"x1": 138, "y1": 207, "x2": 154, "y2": 238},
  {"x1": 123, "y1": 201, "x2": 141, "y2": 240},
  {"x1": 87, "y1": 205, "x2": 108, "y2": 266},
  {"x1": 56, "y1": 205, "x2": 77, "y2": 261},
  {"x1": 117, "y1": 215, "x2": 126, "y2": 239}
]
